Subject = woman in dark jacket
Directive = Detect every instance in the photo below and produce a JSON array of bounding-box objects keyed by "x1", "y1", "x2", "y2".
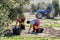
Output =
[{"x1": 16, "y1": 16, "x2": 25, "y2": 30}]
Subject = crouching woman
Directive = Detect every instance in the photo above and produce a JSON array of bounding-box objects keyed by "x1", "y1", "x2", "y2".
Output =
[{"x1": 27, "y1": 19, "x2": 40, "y2": 33}]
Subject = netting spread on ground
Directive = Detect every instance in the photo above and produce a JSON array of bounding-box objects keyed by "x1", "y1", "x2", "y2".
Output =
[{"x1": 3, "y1": 26, "x2": 60, "y2": 37}]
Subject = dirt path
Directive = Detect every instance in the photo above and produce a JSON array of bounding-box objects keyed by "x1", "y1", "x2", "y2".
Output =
[
  {"x1": 3, "y1": 12, "x2": 60, "y2": 37},
  {"x1": 20, "y1": 27, "x2": 47, "y2": 37},
  {"x1": 20, "y1": 27, "x2": 60, "y2": 37},
  {"x1": 3, "y1": 24, "x2": 60, "y2": 37}
]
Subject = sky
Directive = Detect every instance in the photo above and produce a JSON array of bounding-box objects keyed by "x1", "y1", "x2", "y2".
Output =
[
  {"x1": 30, "y1": 0, "x2": 60, "y2": 7},
  {"x1": 59, "y1": 0, "x2": 60, "y2": 6},
  {"x1": 30, "y1": 0, "x2": 53, "y2": 4}
]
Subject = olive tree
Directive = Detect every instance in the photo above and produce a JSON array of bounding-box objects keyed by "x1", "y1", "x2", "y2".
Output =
[
  {"x1": 0, "y1": 0, "x2": 29, "y2": 36},
  {"x1": 52, "y1": 0, "x2": 59, "y2": 17}
]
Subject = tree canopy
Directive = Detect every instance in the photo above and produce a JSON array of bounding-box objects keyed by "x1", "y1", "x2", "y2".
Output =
[
  {"x1": 0, "y1": 0, "x2": 29, "y2": 21},
  {"x1": 0, "y1": 0, "x2": 29, "y2": 36}
]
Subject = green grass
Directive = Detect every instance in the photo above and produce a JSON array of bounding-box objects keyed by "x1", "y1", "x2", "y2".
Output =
[
  {"x1": 0, "y1": 36, "x2": 60, "y2": 40},
  {"x1": 25, "y1": 19, "x2": 60, "y2": 27},
  {"x1": 11, "y1": 20, "x2": 60, "y2": 27},
  {"x1": 26, "y1": 24, "x2": 60, "y2": 27},
  {"x1": 0, "y1": 20, "x2": 60, "y2": 40},
  {"x1": 40, "y1": 19, "x2": 60, "y2": 22},
  {"x1": 47, "y1": 24, "x2": 60, "y2": 27}
]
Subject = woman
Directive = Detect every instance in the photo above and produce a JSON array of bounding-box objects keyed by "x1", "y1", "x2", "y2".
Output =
[
  {"x1": 16, "y1": 16, "x2": 25, "y2": 30},
  {"x1": 27, "y1": 19, "x2": 40, "y2": 33}
]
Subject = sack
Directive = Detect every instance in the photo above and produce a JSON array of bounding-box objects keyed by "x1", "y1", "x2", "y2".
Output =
[
  {"x1": 13, "y1": 26, "x2": 21, "y2": 35},
  {"x1": 40, "y1": 28, "x2": 44, "y2": 33}
]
